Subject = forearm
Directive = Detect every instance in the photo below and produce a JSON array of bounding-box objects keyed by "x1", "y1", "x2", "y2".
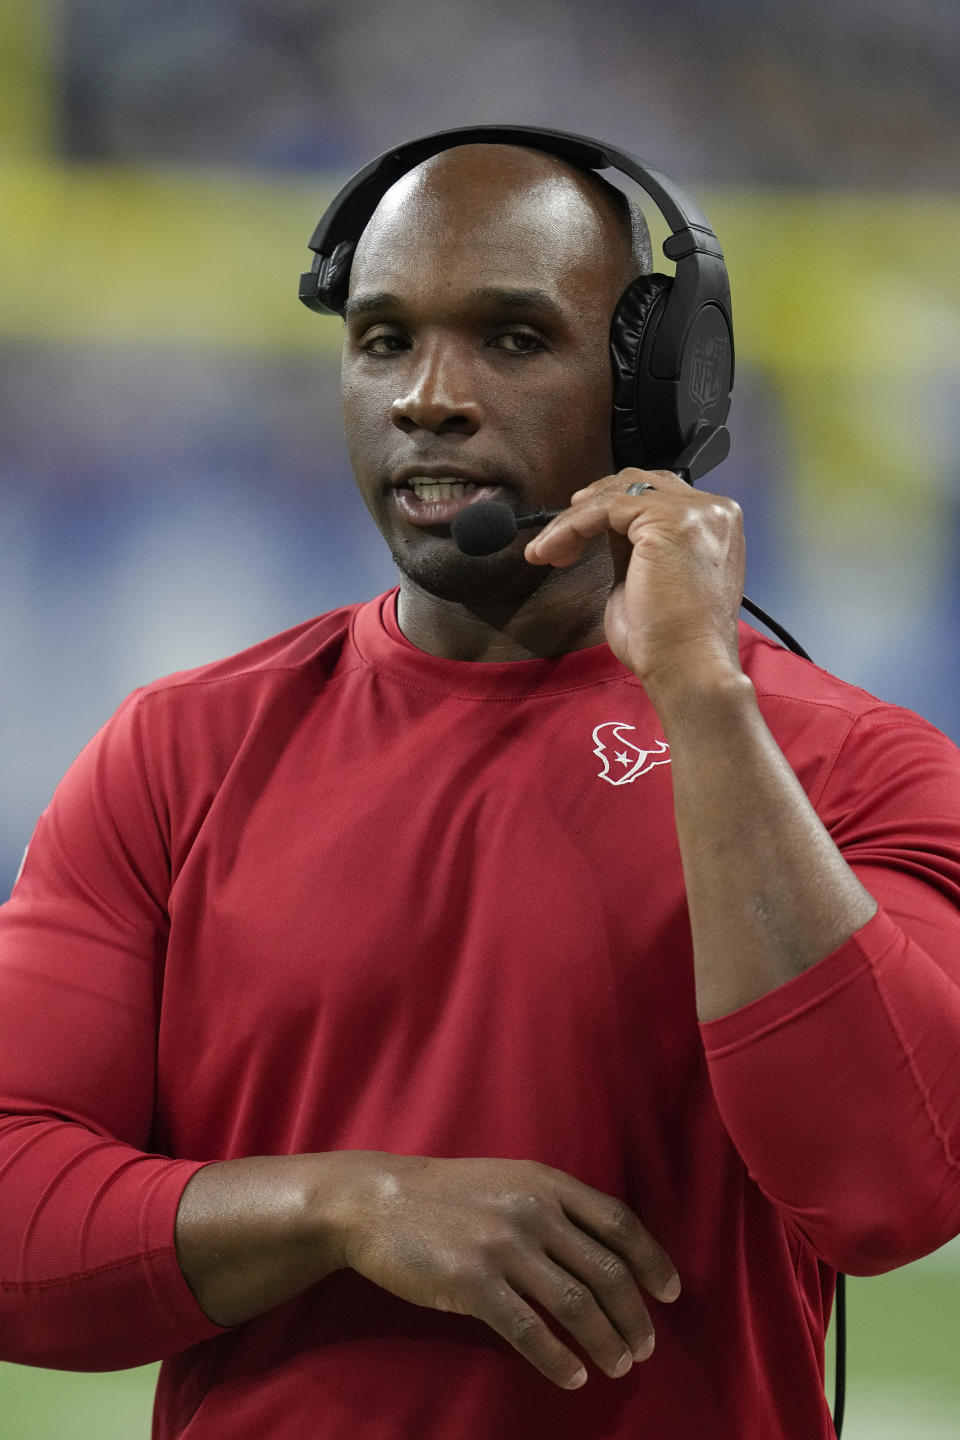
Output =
[
  {"x1": 174, "y1": 1151, "x2": 356, "y2": 1327},
  {"x1": 702, "y1": 909, "x2": 960, "y2": 1270},
  {"x1": 648, "y1": 663, "x2": 877, "y2": 1023},
  {"x1": 0, "y1": 1116, "x2": 223, "y2": 1369},
  {"x1": 0, "y1": 1117, "x2": 357, "y2": 1364},
  {"x1": 648, "y1": 659, "x2": 960, "y2": 1268}
]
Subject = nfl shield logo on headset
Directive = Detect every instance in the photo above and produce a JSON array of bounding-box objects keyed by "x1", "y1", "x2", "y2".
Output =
[{"x1": 689, "y1": 334, "x2": 729, "y2": 412}]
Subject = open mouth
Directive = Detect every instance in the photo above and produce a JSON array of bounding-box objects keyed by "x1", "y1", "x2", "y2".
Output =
[
  {"x1": 391, "y1": 478, "x2": 509, "y2": 527},
  {"x1": 408, "y1": 479, "x2": 477, "y2": 502}
]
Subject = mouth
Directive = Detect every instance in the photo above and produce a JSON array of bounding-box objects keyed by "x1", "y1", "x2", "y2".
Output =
[{"x1": 390, "y1": 475, "x2": 512, "y2": 528}]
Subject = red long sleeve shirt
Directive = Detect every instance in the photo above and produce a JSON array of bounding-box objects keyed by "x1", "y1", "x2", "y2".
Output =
[{"x1": 2, "y1": 589, "x2": 960, "y2": 1439}]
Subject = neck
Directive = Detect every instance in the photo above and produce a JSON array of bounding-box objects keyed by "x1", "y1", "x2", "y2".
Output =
[{"x1": 395, "y1": 547, "x2": 612, "y2": 662}]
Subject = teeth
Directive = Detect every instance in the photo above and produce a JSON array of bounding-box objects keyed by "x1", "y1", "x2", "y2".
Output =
[{"x1": 410, "y1": 480, "x2": 473, "y2": 501}]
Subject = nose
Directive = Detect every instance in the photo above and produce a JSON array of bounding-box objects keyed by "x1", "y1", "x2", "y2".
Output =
[{"x1": 390, "y1": 339, "x2": 482, "y2": 436}]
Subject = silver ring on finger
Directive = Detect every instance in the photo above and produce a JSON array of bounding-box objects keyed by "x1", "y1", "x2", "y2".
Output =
[{"x1": 625, "y1": 481, "x2": 658, "y2": 496}]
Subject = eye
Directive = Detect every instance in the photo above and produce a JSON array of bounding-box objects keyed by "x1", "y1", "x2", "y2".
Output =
[
  {"x1": 359, "y1": 329, "x2": 409, "y2": 355},
  {"x1": 491, "y1": 329, "x2": 545, "y2": 355}
]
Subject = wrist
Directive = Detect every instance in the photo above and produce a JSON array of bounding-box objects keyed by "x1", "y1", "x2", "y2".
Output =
[
  {"x1": 641, "y1": 650, "x2": 754, "y2": 725},
  {"x1": 306, "y1": 1148, "x2": 396, "y2": 1272},
  {"x1": 175, "y1": 1152, "x2": 359, "y2": 1327},
  {"x1": 298, "y1": 1149, "x2": 364, "y2": 1272}
]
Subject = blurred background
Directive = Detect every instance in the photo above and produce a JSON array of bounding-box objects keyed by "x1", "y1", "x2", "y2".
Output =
[{"x1": 1, "y1": 1, "x2": 958, "y2": 1434}]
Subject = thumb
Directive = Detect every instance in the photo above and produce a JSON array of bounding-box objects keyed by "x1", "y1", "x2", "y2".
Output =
[{"x1": 607, "y1": 529, "x2": 634, "y2": 587}]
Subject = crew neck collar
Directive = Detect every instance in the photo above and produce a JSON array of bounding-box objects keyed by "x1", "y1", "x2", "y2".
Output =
[{"x1": 351, "y1": 589, "x2": 638, "y2": 700}]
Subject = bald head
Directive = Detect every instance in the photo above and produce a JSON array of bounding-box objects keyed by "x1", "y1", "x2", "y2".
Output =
[{"x1": 347, "y1": 143, "x2": 650, "y2": 316}]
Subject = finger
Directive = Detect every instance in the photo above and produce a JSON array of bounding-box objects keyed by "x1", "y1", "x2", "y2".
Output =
[
  {"x1": 511, "y1": 1254, "x2": 640, "y2": 1380},
  {"x1": 524, "y1": 493, "x2": 650, "y2": 568},
  {"x1": 521, "y1": 1249, "x2": 651, "y2": 1376},
  {"x1": 555, "y1": 1181, "x2": 681, "y2": 1304},
  {"x1": 547, "y1": 1228, "x2": 657, "y2": 1365},
  {"x1": 568, "y1": 471, "x2": 623, "y2": 504},
  {"x1": 528, "y1": 467, "x2": 681, "y2": 566},
  {"x1": 478, "y1": 1281, "x2": 591, "y2": 1390},
  {"x1": 569, "y1": 467, "x2": 676, "y2": 505}
]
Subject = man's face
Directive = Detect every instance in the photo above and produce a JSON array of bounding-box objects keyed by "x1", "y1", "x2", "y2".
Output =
[{"x1": 340, "y1": 144, "x2": 636, "y2": 603}]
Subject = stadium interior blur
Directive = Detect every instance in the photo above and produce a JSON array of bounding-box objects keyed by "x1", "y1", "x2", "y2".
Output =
[{"x1": 1, "y1": 2, "x2": 958, "y2": 1434}]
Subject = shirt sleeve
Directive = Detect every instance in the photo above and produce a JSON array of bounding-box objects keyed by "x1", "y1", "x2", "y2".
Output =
[
  {"x1": 0, "y1": 691, "x2": 229, "y2": 1370},
  {"x1": 700, "y1": 705, "x2": 960, "y2": 1276}
]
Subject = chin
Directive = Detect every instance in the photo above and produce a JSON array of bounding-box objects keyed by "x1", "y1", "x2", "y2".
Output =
[{"x1": 388, "y1": 536, "x2": 549, "y2": 606}]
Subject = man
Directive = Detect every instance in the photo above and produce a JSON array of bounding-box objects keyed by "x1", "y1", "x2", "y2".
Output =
[{"x1": 1, "y1": 140, "x2": 959, "y2": 1440}]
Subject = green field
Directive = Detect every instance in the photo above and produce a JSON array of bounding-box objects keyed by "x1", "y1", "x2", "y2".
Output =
[{"x1": 2, "y1": 1248, "x2": 957, "y2": 1438}]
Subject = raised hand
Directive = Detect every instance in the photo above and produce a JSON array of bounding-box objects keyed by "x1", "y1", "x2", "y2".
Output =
[{"x1": 524, "y1": 468, "x2": 745, "y2": 694}]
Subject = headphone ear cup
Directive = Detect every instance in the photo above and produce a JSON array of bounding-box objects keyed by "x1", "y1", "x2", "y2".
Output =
[
  {"x1": 610, "y1": 273, "x2": 673, "y2": 472},
  {"x1": 317, "y1": 239, "x2": 355, "y2": 315}
]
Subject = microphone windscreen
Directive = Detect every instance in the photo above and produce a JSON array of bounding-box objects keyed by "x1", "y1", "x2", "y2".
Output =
[{"x1": 451, "y1": 502, "x2": 519, "y2": 556}]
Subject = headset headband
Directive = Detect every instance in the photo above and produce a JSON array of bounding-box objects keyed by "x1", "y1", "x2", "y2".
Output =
[{"x1": 304, "y1": 125, "x2": 719, "y2": 256}]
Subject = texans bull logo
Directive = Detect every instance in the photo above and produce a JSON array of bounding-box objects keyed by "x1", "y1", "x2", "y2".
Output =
[{"x1": 592, "y1": 723, "x2": 671, "y2": 786}]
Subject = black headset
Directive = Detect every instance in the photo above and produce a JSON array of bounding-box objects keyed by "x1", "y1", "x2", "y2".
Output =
[{"x1": 298, "y1": 124, "x2": 844, "y2": 1434}]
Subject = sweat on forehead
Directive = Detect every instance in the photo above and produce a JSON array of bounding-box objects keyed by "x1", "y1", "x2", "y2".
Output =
[{"x1": 350, "y1": 143, "x2": 639, "y2": 285}]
